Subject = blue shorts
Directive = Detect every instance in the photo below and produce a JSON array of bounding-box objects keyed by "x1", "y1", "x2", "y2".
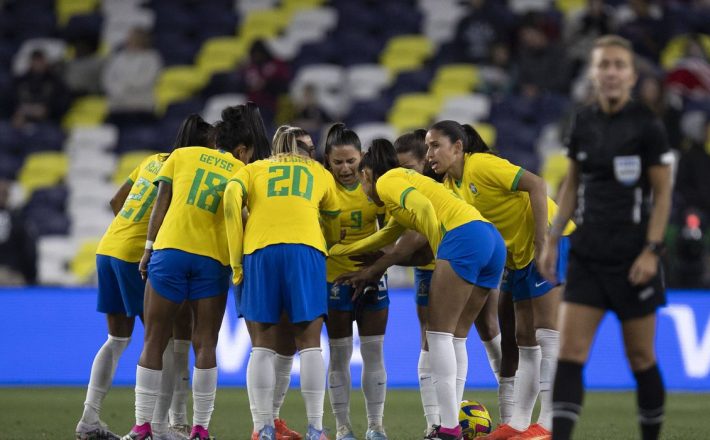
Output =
[
  {"x1": 328, "y1": 276, "x2": 389, "y2": 312},
  {"x1": 436, "y1": 221, "x2": 506, "y2": 289},
  {"x1": 233, "y1": 282, "x2": 244, "y2": 318},
  {"x1": 414, "y1": 268, "x2": 433, "y2": 306},
  {"x1": 148, "y1": 248, "x2": 230, "y2": 303},
  {"x1": 502, "y1": 236, "x2": 570, "y2": 302},
  {"x1": 242, "y1": 243, "x2": 327, "y2": 324},
  {"x1": 96, "y1": 254, "x2": 145, "y2": 317}
]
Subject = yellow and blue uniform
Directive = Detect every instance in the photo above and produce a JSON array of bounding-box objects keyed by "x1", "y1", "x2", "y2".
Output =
[
  {"x1": 224, "y1": 153, "x2": 341, "y2": 324},
  {"x1": 444, "y1": 153, "x2": 574, "y2": 300},
  {"x1": 330, "y1": 168, "x2": 506, "y2": 289},
  {"x1": 414, "y1": 261, "x2": 435, "y2": 307},
  {"x1": 327, "y1": 181, "x2": 389, "y2": 312},
  {"x1": 148, "y1": 147, "x2": 243, "y2": 302},
  {"x1": 95, "y1": 153, "x2": 167, "y2": 316}
]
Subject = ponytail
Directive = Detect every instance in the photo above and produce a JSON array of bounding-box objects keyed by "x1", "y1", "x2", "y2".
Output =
[
  {"x1": 325, "y1": 122, "x2": 362, "y2": 158},
  {"x1": 359, "y1": 138, "x2": 398, "y2": 180},
  {"x1": 272, "y1": 128, "x2": 300, "y2": 155},
  {"x1": 173, "y1": 114, "x2": 212, "y2": 150},
  {"x1": 214, "y1": 102, "x2": 272, "y2": 161},
  {"x1": 394, "y1": 128, "x2": 428, "y2": 159},
  {"x1": 430, "y1": 120, "x2": 492, "y2": 154}
]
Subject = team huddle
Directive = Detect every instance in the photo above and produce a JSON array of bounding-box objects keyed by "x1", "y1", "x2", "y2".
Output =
[{"x1": 76, "y1": 36, "x2": 672, "y2": 440}]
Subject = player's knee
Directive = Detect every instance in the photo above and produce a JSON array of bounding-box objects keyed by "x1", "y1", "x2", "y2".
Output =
[
  {"x1": 515, "y1": 326, "x2": 536, "y2": 347},
  {"x1": 558, "y1": 340, "x2": 590, "y2": 363},
  {"x1": 625, "y1": 346, "x2": 656, "y2": 372}
]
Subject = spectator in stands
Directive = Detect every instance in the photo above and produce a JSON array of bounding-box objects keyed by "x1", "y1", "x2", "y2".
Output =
[
  {"x1": 665, "y1": 34, "x2": 710, "y2": 99},
  {"x1": 11, "y1": 49, "x2": 69, "y2": 129},
  {"x1": 675, "y1": 115, "x2": 710, "y2": 224},
  {"x1": 564, "y1": 0, "x2": 615, "y2": 75},
  {"x1": 638, "y1": 75, "x2": 682, "y2": 149},
  {"x1": 102, "y1": 27, "x2": 162, "y2": 126},
  {"x1": 237, "y1": 40, "x2": 290, "y2": 128},
  {"x1": 452, "y1": 0, "x2": 514, "y2": 64},
  {"x1": 516, "y1": 17, "x2": 571, "y2": 95},
  {"x1": 63, "y1": 37, "x2": 103, "y2": 96},
  {"x1": 293, "y1": 83, "x2": 331, "y2": 140},
  {"x1": 616, "y1": 0, "x2": 668, "y2": 63},
  {"x1": 479, "y1": 41, "x2": 515, "y2": 97},
  {"x1": 0, "y1": 179, "x2": 36, "y2": 285}
]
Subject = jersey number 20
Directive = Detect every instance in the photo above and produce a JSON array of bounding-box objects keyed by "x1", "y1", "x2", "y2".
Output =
[{"x1": 267, "y1": 165, "x2": 313, "y2": 200}]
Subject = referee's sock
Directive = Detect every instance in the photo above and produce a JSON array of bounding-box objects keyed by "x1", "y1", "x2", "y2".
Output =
[
  {"x1": 634, "y1": 364, "x2": 665, "y2": 440},
  {"x1": 552, "y1": 360, "x2": 584, "y2": 440}
]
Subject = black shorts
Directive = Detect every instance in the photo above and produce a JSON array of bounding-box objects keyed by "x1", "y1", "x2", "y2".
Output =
[{"x1": 564, "y1": 251, "x2": 666, "y2": 321}]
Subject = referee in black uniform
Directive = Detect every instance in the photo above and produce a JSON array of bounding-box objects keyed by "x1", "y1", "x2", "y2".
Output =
[{"x1": 539, "y1": 35, "x2": 673, "y2": 440}]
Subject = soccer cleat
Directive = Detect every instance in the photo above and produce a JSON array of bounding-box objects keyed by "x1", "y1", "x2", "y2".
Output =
[
  {"x1": 275, "y1": 418, "x2": 302, "y2": 440},
  {"x1": 478, "y1": 424, "x2": 523, "y2": 440},
  {"x1": 335, "y1": 425, "x2": 355, "y2": 440},
  {"x1": 188, "y1": 425, "x2": 213, "y2": 440},
  {"x1": 306, "y1": 425, "x2": 330, "y2": 440},
  {"x1": 423, "y1": 425, "x2": 462, "y2": 440},
  {"x1": 255, "y1": 425, "x2": 276, "y2": 440},
  {"x1": 122, "y1": 423, "x2": 153, "y2": 440},
  {"x1": 508, "y1": 424, "x2": 551, "y2": 440},
  {"x1": 170, "y1": 425, "x2": 191, "y2": 437},
  {"x1": 76, "y1": 420, "x2": 121, "y2": 440},
  {"x1": 365, "y1": 427, "x2": 388, "y2": 440},
  {"x1": 153, "y1": 430, "x2": 188, "y2": 440}
]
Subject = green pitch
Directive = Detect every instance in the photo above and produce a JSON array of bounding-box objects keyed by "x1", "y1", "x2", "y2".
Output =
[{"x1": 0, "y1": 388, "x2": 705, "y2": 439}]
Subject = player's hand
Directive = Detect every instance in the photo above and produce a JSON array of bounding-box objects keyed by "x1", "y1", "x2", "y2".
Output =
[
  {"x1": 628, "y1": 249, "x2": 658, "y2": 286},
  {"x1": 334, "y1": 268, "x2": 382, "y2": 300},
  {"x1": 538, "y1": 240, "x2": 559, "y2": 283},
  {"x1": 139, "y1": 249, "x2": 152, "y2": 281},
  {"x1": 349, "y1": 250, "x2": 385, "y2": 267}
]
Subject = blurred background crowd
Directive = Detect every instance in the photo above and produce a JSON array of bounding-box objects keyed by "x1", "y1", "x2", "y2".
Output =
[{"x1": 0, "y1": 0, "x2": 709, "y2": 288}]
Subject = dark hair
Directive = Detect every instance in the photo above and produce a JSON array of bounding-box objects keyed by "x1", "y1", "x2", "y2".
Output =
[
  {"x1": 291, "y1": 127, "x2": 310, "y2": 140},
  {"x1": 325, "y1": 123, "x2": 361, "y2": 158},
  {"x1": 359, "y1": 138, "x2": 398, "y2": 180},
  {"x1": 215, "y1": 102, "x2": 271, "y2": 161},
  {"x1": 173, "y1": 114, "x2": 212, "y2": 150},
  {"x1": 394, "y1": 129, "x2": 427, "y2": 159},
  {"x1": 430, "y1": 120, "x2": 491, "y2": 154}
]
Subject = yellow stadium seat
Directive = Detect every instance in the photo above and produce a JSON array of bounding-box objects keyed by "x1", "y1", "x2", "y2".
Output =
[
  {"x1": 70, "y1": 239, "x2": 101, "y2": 283},
  {"x1": 390, "y1": 93, "x2": 442, "y2": 117},
  {"x1": 113, "y1": 151, "x2": 160, "y2": 186},
  {"x1": 555, "y1": 0, "x2": 586, "y2": 16},
  {"x1": 380, "y1": 35, "x2": 434, "y2": 74},
  {"x1": 433, "y1": 64, "x2": 480, "y2": 90},
  {"x1": 19, "y1": 152, "x2": 69, "y2": 195},
  {"x1": 388, "y1": 110, "x2": 432, "y2": 133},
  {"x1": 240, "y1": 9, "x2": 291, "y2": 43},
  {"x1": 431, "y1": 82, "x2": 472, "y2": 101},
  {"x1": 541, "y1": 152, "x2": 569, "y2": 198},
  {"x1": 661, "y1": 34, "x2": 710, "y2": 69},
  {"x1": 62, "y1": 95, "x2": 108, "y2": 130},
  {"x1": 56, "y1": 0, "x2": 98, "y2": 26},
  {"x1": 155, "y1": 66, "x2": 208, "y2": 113},
  {"x1": 473, "y1": 122, "x2": 496, "y2": 147},
  {"x1": 283, "y1": 0, "x2": 323, "y2": 13},
  {"x1": 196, "y1": 37, "x2": 248, "y2": 76}
]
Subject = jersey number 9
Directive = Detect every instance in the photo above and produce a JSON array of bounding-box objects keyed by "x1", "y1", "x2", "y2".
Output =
[
  {"x1": 187, "y1": 168, "x2": 228, "y2": 214},
  {"x1": 267, "y1": 165, "x2": 314, "y2": 200}
]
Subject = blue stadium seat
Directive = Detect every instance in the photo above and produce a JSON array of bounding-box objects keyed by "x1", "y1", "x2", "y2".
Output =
[
  {"x1": 345, "y1": 98, "x2": 392, "y2": 127},
  {"x1": 116, "y1": 124, "x2": 161, "y2": 153},
  {"x1": 26, "y1": 207, "x2": 71, "y2": 237},
  {"x1": 164, "y1": 97, "x2": 206, "y2": 121},
  {"x1": 25, "y1": 185, "x2": 68, "y2": 213},
  {"x1": 201, "y1": 72, "x2": 243, "y2": 98},
  {"x1": 63, "y1": 13, "x2": 102, "y2": 42},
  {"x1": 0, "y1": 152, "x2": 22, "y2": 179},
  {"x1": 333, "y1": 32, "x2": 382, "y2": 66},
  {"x1": 385, "y1": 68, "x2": 435, "y2": 100},
  {"x1": 23, "y1": 123, "x2": 66, "y2": 153},
  {"x1": 154, "y1": 32, "x2": 200, "y2": 66}
]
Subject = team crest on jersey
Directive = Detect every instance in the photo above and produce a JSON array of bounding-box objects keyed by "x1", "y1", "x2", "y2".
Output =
[
  {"x1": 469, "y1": 183, "x2": 478, "y2": 195},
  {"x1": 613, "y1": 155, "x2": 641, "y2": 186}
]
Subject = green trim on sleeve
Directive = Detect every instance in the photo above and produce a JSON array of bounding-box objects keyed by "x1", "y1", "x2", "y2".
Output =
[
  {"x1": 320, "y1": 209, "x2": 341, "y2": 217},
  {"x1": 231, "y1": 178, "x2": 247, "y2": 198},
  {"x1": 125, "y1": 178, "x2": 134, "y2": 186},
  {"x1": 399, "y1": 186, "x2": 416, "y2": 208},
  {"x1": 154, "y1": 176, "x2": 173, "y2": 186},
  {"x1": 511, "y1": 168, "x2": 525, "y2": 191}
]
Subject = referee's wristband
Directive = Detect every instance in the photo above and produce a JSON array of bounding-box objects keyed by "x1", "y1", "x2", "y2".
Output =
[{"x1": 145, "y1": 240, "x2": 154, "y2": 250}]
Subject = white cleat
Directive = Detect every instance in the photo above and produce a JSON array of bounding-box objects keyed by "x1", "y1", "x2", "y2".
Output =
[{"x1": 76, "y1": 420, "x2": 121, "y2": 440}]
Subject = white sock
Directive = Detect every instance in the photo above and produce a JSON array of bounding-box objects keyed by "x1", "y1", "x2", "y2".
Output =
[
  {"x1": 360, "y1": 335, "x2": 386, "y2": 429},
  {"x1": 418, "y1": 350, "x2": 440, "y2": 427},
  {"x1": 482, "y1": 334, "x2": 502, "y2": 382},
  {"x1": 300, "y1": 347, "x2": 326, "y2": 430},
  {"x1": 246, "y1": 348, "x2": 258, "y2": 428},
  {"x1": 453, "y1": 337, "x2": 468, "y2": 403},
  {"x1": 273, "y1": 354, "x2": 294, "y2": 420},
  {"x1": 426, "y1": 331, "x2": 458, "y2": 429},
  {"x1": 328, "y1": 337, "x2": 353, "y2": 429},
  {"x1": 498, "y1": 376, "x2": 515, "y2": 424},
  {"x1": 192, "y1": 367, "x2": 217, "y2": 429},
  {"x1": 135, "y1": 365, "x2": 162, "y2": 425},
  {"x1": 536, "y1": 328, "x2": 559, "y2": 430},
  {"x1": 81, "y1": 335, "x2": 130, "y2": 425},
  {"x1": 248, "y1": 348, "x2": 276, "y2": 432},
  {"x1": 169, "y1": 339, "x2": 190, "y2": 426},
  {"x1": 509, "y1": 346, "x2": 542, "y2": 431},
  {"x1": 152, "y1": 339, "x2": 175, "y2": 434}
]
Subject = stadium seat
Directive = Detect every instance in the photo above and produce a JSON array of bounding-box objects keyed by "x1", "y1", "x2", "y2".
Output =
[
  {"x1": 62, "y1": 95, "x2": 108, "y2": 130},
  {"x1": 38, "y1": 236, "x2": 79, "y2": 285},
  {"x1": 389, "y1": 93, "x2": 441, "y2": 120},
  {"x1": 70, "y1": 238, "x2": 101, "y2": 283},
  {"x1": 661, "y1": 34, "x2": 710, "y2": 69},
  {"x1": 433, "y1": 64, "x2": 480, "y2": 92},
  {"x1": 155, "y1": 66, "x2": 209, "y2": 113},
  {"x1": 113, "y1": 151, "x2": 159, "y2": 185},
  {"x1": 347, "y1": 65, "x2": 391, "y2": 102},
  {"x1": 25, "y1": 185, "x2": 68, "y2": 213},
  {"x1": 541, "y1": 150, "x2": 569, "y2": 198},
  {"x1": 202, "y1": 94, "x2": 247, "y2": 123},
  {"x1": 291, "y1": 64, "x2": 348, "y2": 118},
  {"x1": 55, "y1": 0, "x2": 99, "y2": 26},
  {"x1": 353, "y1": 122, "x2": 398, "y2": 149},
  {"x1": 239, "y1": 8, "x2": 291, "y2": 44},
  {"x1": 235, "y1": 0, "x2": 279, "y2": 15},
  {"x1": 22, "y1": 123, "x2": 66, "y2": 153},
  {"x1": 421, "y1": 5, "x2": 466, "y2": 44},
  {"x1": 555, "y1": 0, "x2": 586, "y2": 16},
  {"x1": 70, "y1": 206, "x2": 113, "y2": 238},
  {"x1": 18, "y1": 152, "x2": 69, "y2": 196},
  {"x1": 65, "y1": 125, "x2": 119, "y2": 153},
  {"x1": 437, "y1": 94, "x2": 491, "y2": 123},
  {"x1": 69, "y1": 150, "x2": 116, "y2": 179},
  {"x1": 473, "y1": 122, "x2": 496, "y2": 148},
  {"x1": 508, "y1": 0, "x2": 553, "y2": 15},
  {"x1": 196, "y1": 37, "x2": 248, "y2": 77},
  {"x1": 288, "y1": 7, "x2": 337, "y2": 34},
  {"x1": 12, "y1": 38, "x2": 67, "y2": 75},
  {"x1": 380, "y1": 35, "x2": 434, "y2": 75},
  {"x1": 283, "y1": 0, "x2": 324, "y2": 13}
]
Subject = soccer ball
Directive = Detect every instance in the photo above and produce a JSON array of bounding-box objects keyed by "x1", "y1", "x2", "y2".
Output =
[{"x1": 459, "y1": 400, "x2": 492, "y2": 439}]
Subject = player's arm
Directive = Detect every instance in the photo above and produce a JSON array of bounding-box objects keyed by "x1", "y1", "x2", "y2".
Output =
[
  {"x1": 398, "y1": 187, "x2": 442, "y2": 255},
  {"x1": 224, "y1": 180, "x2": 246, "y2": 284},
  {"x1": 109, "y1": 180, "x2": 133, "y2": 215},
  {"x1": 350, "y1": 230, "x2": 431, "y2": 279},
  {"x1": 319, "y1": 170, "x2": 343, "y2": 248},
  {"x1": 329, "y1": 217, "x2": 405, "y2": 256},
  {"x1": 139, "y1": 181, "x2": 172, "y2": 280},
  {"x1": 516, "y1": 170, "x2": 549, "y2": 262}
]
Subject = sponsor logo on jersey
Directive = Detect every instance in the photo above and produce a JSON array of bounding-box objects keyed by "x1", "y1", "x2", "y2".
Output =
[{"x1": 613, "y1": 155, "x2": 642, "y2": 186}]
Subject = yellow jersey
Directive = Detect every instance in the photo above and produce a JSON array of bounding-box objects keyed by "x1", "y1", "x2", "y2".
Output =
[
  {"x1": 153, "y1": 147, "x2": 244, "y2": 265},
  {"x1": 224, "y1": 154, "x2": 341, "y2": 283},
  {"x1": 96, "y1": 153, "x2": 168, "y2": 262},
  {"x1": 326, "y1": 181, "x2": 385, "y2": 282},
  {"x1": 444, "y1": 153, "x2": 574, "y2": 269}
]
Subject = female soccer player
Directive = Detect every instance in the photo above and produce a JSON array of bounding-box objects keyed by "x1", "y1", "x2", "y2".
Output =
[
  {"x1": 123, "y1": 103, "x2": 271, "y2": 440},
  {"x1": 425, "y1": 121, "x2": 573, "y2": 440},
  {"x1": 224, "y1": 127, "x2": 341, "y2": 440},
  {"x1": 540, "y1": 35, "x2": 672, "y2": 440},
  {"x1": 322, "y1": 123, "x2": 389, "y2": 440},
  {"x1": 75, "y1": 114, "x2": 211, "y2": 440},
  {"x1": 330, "y1": 139, "x2": 506, "y2": 440}
]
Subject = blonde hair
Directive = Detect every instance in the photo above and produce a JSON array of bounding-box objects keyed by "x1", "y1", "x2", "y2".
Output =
[
  {"x1": 272, "y1": 127, "x2": 301, "y2": 155},
  {"x1": 590, "y1": 35, "x2": 636, "y2": 70}
]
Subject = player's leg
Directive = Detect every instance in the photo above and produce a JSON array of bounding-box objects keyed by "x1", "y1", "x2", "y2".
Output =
[
  {"x1": 358, "y1": 302, "x2": 389, "y2": 439},
  {"x1": 326, "y1": 287, "x2": 356, "y2": 439},
  {"x1": 248, "y1": 321, "x2": 280, "y2": 437},
  {"x1": 273, "y1": 316, "x2": 302, "y2": 440},
  {"x1": 415, "y1": 270, "x2": 440, "y2": 432},
  {"x1": 497, "y1": 289, "x2": 517, "y2": 426},
  {"x1": 168, "y1": 303, "x2": 192, "y2": 433},
  {"x1": 622, "y1": 313, "x2": 664, "y2": 440},
  {"x1": 472, "y1": 289, "x2": 502, "y2": 381},
  {"x1": 294, "y1": 317, "x2": 328, "y2": 440}
]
